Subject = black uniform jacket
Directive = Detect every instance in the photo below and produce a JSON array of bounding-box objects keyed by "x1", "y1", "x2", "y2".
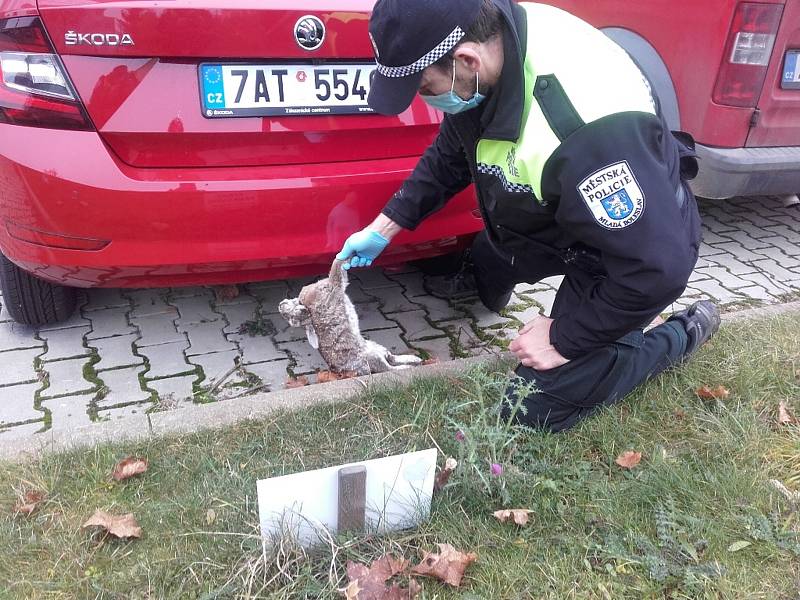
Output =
[{"x1": 381, "y1": 0, "x2": 703, "y2": 360}]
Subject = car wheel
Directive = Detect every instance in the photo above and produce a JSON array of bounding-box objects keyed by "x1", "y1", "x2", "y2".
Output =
[{"x1": 0, "y1": 253, "x2": 77, "y2": 325}]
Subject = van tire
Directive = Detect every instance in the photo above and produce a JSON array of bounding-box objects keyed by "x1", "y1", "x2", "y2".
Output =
[{"x1": 0, "y1": 253, "x2": 77, "y2": 325}]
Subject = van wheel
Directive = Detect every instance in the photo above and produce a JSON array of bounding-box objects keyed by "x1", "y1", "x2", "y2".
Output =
[{"x1": 0, "y1": 253, "x2": 77, "y2": 325}]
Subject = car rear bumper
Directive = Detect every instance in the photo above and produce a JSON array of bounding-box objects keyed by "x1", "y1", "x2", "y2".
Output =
[
  {"x1": 0, "y1": 125, "x2": 482, "y2": 288},
  {"x1": 690, "y1": 144, "x2": 800, "y2": 199}
]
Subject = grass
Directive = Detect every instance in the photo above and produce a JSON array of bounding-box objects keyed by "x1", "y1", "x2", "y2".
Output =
[{"x1": 1, "y1": 312, "x2": 799, "y2": 599}]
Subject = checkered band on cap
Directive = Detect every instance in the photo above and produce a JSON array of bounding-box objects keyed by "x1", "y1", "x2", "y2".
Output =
[{"x1": 376, "y1": 26, "x2": 465, "y2": 78}]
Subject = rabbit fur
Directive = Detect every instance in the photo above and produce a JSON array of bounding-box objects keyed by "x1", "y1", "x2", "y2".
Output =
[{"x1": 278, "y1": 260, "x2": 423, "y2": 376}]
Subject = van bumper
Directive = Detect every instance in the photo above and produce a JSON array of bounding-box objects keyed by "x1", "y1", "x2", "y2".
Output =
[{"x1": 690, "y1": 144, "x2": 800, "y2": 199}]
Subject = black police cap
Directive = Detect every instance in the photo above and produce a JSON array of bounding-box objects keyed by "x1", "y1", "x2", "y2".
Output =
[{"x1": 367, "y1": 0, "x2": 483, "y2": 115}]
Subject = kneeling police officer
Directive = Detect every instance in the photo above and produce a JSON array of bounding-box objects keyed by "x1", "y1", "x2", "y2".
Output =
[{"x1": 337, "y1": 0, "x2": 720, "y2": 432}]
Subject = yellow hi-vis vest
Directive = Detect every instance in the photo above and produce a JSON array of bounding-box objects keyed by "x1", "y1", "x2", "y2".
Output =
[{"x1": 476, "y1": 2, "x2": 657, "y2": 203}]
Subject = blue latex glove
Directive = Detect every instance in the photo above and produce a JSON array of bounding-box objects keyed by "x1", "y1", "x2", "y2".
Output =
[{"x1": 336, "y1": 229, "x2": 389, "y2": 270}]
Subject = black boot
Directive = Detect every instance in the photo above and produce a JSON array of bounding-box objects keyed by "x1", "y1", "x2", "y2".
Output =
[
  {"x1": 424, "y1": 250, "x2": 479, "y2": 301},
  {"x1": 424, "y1": 250, "x2": 513, "y2": 313},
  {"x1": 667, "y1": 300, "x2": 721, "y2": 355}
]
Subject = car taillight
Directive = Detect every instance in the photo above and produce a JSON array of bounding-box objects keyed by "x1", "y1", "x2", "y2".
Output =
[
  {"x1": 0, "y1": 16, "x2": 93, "y2": 130},
  {"x1": 713, "y1": 2, "x2": 784, "y2": 108}
]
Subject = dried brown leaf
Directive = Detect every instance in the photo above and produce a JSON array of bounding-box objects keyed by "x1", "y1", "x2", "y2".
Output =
[
  {"x1": 695, "y1": 385, "x2": 730, "y2": 400},
  {"x1": 13, "y1": 490, "x2": 45, "y2": 516},
  {"x1": 778, "y1": 401, "x2": 797, "y2": 425},
  {"x1": 317, "y1": 370, "x2": 357, "y2": 383},
  {"x1": 411, "y1": 543, "x2": 477, "y2": 588},
  {"x1": 111, "y1": 457, "x2": 149, "y2": 482},
  {"x1": 285, "y1": 376, "x2": 309, "y2": 389},
  {"x1": 342, "y1": 555, "x2": 418, "y2": 599},
  {"x1": 380, "y1": 583, "x2": 420, "y2": 600},
  {"x1": 342, "y1": 580, "x2": 362, "y2": 600},
  {"x1": 82, "y1": 510, "x2": 142, "y2": 539},
  {"x1": 615, "y1": 450, "x2": 642, "y2": 469},
  {"x1": 493, "y1": 508, "x2": 534, "y2": 526},
  {"x1": 421, "y1": 358, "x2": 439, "y2": 366},
  {"x1": 214, "y1": 285, "x2": 240, "y2": 302},
  {"x1": 433, "y1": 458, "x2": 458, "y2": 493},
  {"x1": 317, "y1": 370, "x2": 339, "y2": 383}
]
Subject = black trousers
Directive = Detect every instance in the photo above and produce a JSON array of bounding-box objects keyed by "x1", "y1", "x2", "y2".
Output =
[{"x1": 470, "y1": 231, "x2": 689, "y2": 433}]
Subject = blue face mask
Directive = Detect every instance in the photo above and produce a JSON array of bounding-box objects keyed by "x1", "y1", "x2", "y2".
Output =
[{"x1": 421, "y1": 60, "x2": 486, "y2": 114}]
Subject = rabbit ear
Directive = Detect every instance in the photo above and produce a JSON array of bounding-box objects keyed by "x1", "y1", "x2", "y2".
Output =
[{"x1": 305, "y1": 324, "x2": 319, "y2": 349}]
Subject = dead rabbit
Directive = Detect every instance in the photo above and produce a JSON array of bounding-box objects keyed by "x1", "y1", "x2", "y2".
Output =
[{"x1": 278, "y1": 260, "x2": 424, "y2": 376}]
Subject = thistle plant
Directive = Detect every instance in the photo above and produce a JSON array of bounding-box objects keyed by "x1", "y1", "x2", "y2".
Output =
[{"x1": 445, "y1": 372, "x2": 538, "y2": 503}]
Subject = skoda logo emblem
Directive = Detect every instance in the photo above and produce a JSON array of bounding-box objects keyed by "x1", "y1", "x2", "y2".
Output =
[{"x1": 294, "y1": 15, "x2": 325, "y2": 51}]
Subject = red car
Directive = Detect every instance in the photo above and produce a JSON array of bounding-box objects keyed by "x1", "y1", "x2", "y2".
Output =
[
  {"x1": 0, "y1": 0, "x2": 481, "y2": 324},
  {"x1": 1, "y1": 0, "x2": 798, "y2": 325}
]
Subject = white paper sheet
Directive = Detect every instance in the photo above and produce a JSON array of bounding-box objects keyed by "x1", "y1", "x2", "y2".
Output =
[{"x1": 257, "y1": 448, "x2": 438, "y2": 547}]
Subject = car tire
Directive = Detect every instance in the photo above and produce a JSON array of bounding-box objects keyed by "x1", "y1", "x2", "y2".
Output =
[{"x1": 0, "y1": 253, "x2": 77, "y2": 325}]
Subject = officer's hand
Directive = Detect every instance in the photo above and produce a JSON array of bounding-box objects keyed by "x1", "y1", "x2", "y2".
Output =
[
  {"x1": 336, "y1": 229, "x2": 390, "y2": 270},
  {"x1": 509, "y1": 316, "x2": 570, "y2": 371}
]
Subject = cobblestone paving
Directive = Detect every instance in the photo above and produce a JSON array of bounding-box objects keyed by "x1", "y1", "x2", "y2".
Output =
[{"x1": 1, "y1": 196, "x2": 799, "y2": 440}]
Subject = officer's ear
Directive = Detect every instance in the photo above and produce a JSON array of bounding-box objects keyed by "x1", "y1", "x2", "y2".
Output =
[{"x1": 452, "y1": 43, "x2": 482, "y2": 76}]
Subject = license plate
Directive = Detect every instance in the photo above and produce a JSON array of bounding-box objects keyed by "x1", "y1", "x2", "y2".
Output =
[
  {"x1": 782, "y1": 50, "x2": 800, "y2": 89},
  {"x1": 199, "y1": 63, "x2": 377, "y2": 118}
]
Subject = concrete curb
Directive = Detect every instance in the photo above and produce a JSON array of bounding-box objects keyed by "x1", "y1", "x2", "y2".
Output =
[
  {"x1": 0, "y1": 355, "x2": 506, "y2": 462},
  {"x1": 2, "y1": 301, "x2": 797, "y2": 462},
  {"x1": 721, "y1": 300, "x2": 800, "y2": 321}
]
